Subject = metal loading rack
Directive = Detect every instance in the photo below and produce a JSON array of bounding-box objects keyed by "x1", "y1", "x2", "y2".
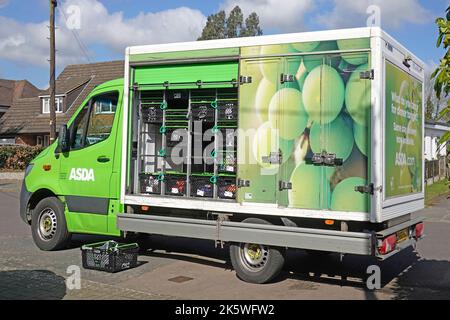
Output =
[{"x1": 136, "y1": 87, "x2": 238, "y2": 200}]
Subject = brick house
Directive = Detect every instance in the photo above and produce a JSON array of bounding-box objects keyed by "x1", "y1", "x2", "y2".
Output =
[
  {"x1": 0, "y1": 79, "x2": 41, "y2": 121},
  {"x1": 0, "y1": 60, "x2": 124, "y2": 146}
]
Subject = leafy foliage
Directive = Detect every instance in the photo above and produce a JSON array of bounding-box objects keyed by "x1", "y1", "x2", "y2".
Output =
[
  {"x1": 198, "y1": 6, "x2": 262, "y2": 40},
  {"x1": 226, "y1": 6, "x2": 244, "y2": 38},
  {"x1": 241, "y1": 12, "x2": 263, "y2": 37},
  {"x1": 198, "y1": 10, "x2": 226, "y2": 41},
  {"x1": 0, "y1": 146, "x2": 43, "y2": 171},
  {"x1": 432, "y1": 6, "x2": 450, "y2": 144},
  {"x1": 425, "y1": 95, "x2": 435, "y2": 121}
]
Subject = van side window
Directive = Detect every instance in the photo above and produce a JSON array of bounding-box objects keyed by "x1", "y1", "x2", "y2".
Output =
[
  {"x1": 85, "y1": 92, "x2": 119, "y2": 146},
  {"x1": 70, "y1": 105, "x2": 89, "y2": 149}
]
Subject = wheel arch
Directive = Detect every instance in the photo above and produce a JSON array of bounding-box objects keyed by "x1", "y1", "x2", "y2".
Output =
[{"x1": 25, "y1": 188, "x2": 60, "y2": 224}]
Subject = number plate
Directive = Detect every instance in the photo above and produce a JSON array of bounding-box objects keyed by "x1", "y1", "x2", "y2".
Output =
[{"x1": 396, "y1": 229, "x2": 409, "y2": 243}]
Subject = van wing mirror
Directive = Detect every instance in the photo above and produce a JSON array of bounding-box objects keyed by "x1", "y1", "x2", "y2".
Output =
[{"x1": 58, "y1": 124, "x2": 70, "y2": 152}]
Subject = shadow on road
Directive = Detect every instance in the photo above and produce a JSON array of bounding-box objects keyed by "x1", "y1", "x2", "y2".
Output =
[
  {"x1": 64, "y1": 233, "x2": 450, "y2": 299},
  {"x1": 139, "y1": 234, "x2": 231, "y2": 270},
  {"x1": 0, "y1": 270, "x2": 66, "y2": 300},
  {"x1": 282, "y1": 247, "x2": 420, "y2": 288},
  {"x1": 390, "y1": 259, "x2": 450, "y2": 300},
  {"x1": 122, "y1": 234, "x2": 424, "y2": 289}
]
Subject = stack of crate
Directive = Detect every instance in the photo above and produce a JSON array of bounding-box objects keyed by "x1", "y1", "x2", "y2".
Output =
[{"x1": 138, "y1": 88, "x2": 238, "y2": 200}]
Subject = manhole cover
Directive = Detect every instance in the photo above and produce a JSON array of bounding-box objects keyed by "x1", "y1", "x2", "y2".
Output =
[{"x1": 168, "y1": 276, "x2": 194, "y2": 283}]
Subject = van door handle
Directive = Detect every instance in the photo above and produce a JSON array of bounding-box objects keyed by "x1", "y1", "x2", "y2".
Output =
[{"x1": 97, "y1": 156, "x2": 110, "y2": 163}]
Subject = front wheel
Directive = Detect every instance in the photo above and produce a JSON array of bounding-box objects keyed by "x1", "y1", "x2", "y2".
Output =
[
  {"x1": 229, "y1": 218, "x2": 286, "y2": 284},
  {"x1": 31, "y1": 197, "x2": 71, "y2": 251}
]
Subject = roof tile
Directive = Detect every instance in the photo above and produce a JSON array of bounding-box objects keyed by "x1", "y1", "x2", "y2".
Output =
[{"x1": 0, "y1": 60, "x2": 124, "y2": 135}]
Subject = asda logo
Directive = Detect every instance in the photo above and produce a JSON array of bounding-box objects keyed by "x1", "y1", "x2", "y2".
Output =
[{"x1": 69, "y1": 168, "x2": 95, "y2": 182}]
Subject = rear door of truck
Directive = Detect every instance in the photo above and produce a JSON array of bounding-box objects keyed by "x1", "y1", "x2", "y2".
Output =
[
  {"x1": 320, "y1": 47, "x2": 372, "y2": 214},
  {"x1": 379, "y1": 36, "x2": 424, "y2": 222}
]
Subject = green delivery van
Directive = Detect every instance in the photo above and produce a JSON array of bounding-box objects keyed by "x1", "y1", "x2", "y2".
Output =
[{"x1": 20, "y1": 27, "x2": 426, "y2": 284}]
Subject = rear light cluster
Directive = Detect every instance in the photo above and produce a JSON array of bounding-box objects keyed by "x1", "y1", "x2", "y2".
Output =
[
  {"x1": 378, "y1": 222, "x2": 424, "y2": 255},
  {"x1": 378, "y1": 234, "x2": 397, "y2": 255},
  {"x1": 414, "y1": 222, "x2": 425, "y2": 239}
]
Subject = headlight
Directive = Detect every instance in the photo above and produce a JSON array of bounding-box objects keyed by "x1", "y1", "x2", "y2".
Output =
[{"x1": 25, "y1": 164, "x2": 34, "y2": 178}]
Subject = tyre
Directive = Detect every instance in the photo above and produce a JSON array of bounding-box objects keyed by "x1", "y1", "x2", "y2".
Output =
[
  {"x1": 229, "y1": 218, "x2": 286, "y2": 284},
  {"x1": 31, "y1": 197, "x2": 71, "y2": 251}
]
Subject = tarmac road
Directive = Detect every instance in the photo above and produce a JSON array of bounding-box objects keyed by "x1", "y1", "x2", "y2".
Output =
[{"x1": 0, "y1": 180, "x2": 449, "y2": 300}]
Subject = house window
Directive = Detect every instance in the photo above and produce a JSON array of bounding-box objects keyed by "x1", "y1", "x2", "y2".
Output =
[
  {"x1": 0, "y1": 138, "x2": 15, "y2": 145},
  {"x1": 44, "y1": 135, "x2": 50, "y2": 147},
  {"x1": 42, "y1": 97, "x2": 63, "y2": 113},
  {"x1": 95, "y1": 96, "x2": 117, "y2": 114},
  {"x1": 36, "y1": 136, "x2": 43, "y2": 147}
]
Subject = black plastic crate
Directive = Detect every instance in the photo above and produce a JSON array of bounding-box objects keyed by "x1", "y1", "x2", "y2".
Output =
[
  {"x1": 81, "y1": 241, "x2": 139, "y2": 273},
  {"x1": 216, "y1": 129, "x2": 237, "y2": 149},
  {"x1": 218, "y1": 152, "x2": 237, "y2": 174},
  {"x1": 141, "y1": 105, "x2": 164, "y2": 123},
  {"x1": 166, "y1": 128, "x2": 188, "y2": 147},
  {"x1": 218, "y1": 102, "x2": 237, "y2": 121},
  {"x1": 190, "y1": 176, "x2": 214, "y2": 198},
  {"x1": 190, "y1": 162, "x2": 215, "y2": 174},
  {"x1": 218, "y1": 178, "x2": 237, "y2": 200},
  {"x1": 165, "y1": 109, "x2": 189, "y2": 125},
  {"x1": 192, "y1": 104, "x2": 215, "y2": 122},
  {"x1": 139, "y1": 174, "x2": 163, "y2": 195},
  {"x1": 165, "y1": 175, "x2": 187, "y2": 196}
]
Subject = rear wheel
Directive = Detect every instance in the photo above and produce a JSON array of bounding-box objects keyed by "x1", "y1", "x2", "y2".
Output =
[
  {"x1": 229, "y1": 218, "x2": 286, "y2": 284},
  {"x1": 31, "y1": 197, "x2": 71, "y2": 251}
]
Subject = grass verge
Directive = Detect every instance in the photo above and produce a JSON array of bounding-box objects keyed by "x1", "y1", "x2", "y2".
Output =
[{"x1": 425, "y1": 179, "x2": 450, "y2": 206}]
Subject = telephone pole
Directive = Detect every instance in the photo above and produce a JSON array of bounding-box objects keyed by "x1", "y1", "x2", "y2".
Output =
[{"x1": 49, "y1": 0, "x2": 57, "y2": 143}]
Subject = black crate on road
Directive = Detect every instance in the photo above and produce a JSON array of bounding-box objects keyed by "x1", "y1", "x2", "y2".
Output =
[{"x1": 81, "y1": 241, "x2": 139, "y2": 273}]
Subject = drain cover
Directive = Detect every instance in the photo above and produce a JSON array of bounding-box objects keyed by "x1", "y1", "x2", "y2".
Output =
[
  {"x1": 168, "y1": 276, "x2": 194, "y2": 283},
  {"x1": 169, "y1": 276, "x2": 194, "y2": 283}
]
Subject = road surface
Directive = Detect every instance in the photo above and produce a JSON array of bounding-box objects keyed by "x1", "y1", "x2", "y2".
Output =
[{"x1": 0, "y1": 180, "x2": 449, "y2": 300}]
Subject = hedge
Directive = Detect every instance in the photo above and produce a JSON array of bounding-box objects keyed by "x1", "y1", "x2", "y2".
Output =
[{"x1": 0, "y1": 146, "x2": 44, "y2": 171}]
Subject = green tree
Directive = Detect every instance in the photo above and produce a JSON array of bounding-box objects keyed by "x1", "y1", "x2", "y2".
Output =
[
  {"x1": 241, "y1": 12, "x2": 263, "y2": 37},
  {"x1": 198, "y1": 6, "x2": 262, "y2": 40},
  {"x1": 432, "y1": 6, "x2": 450, "y2": 143},
  {"x1": 197, "y1": 10, "x2": 226, "y2": 41},
  {"x1": 226, "y1": 6, "x2": 244, "y2": 38}
]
